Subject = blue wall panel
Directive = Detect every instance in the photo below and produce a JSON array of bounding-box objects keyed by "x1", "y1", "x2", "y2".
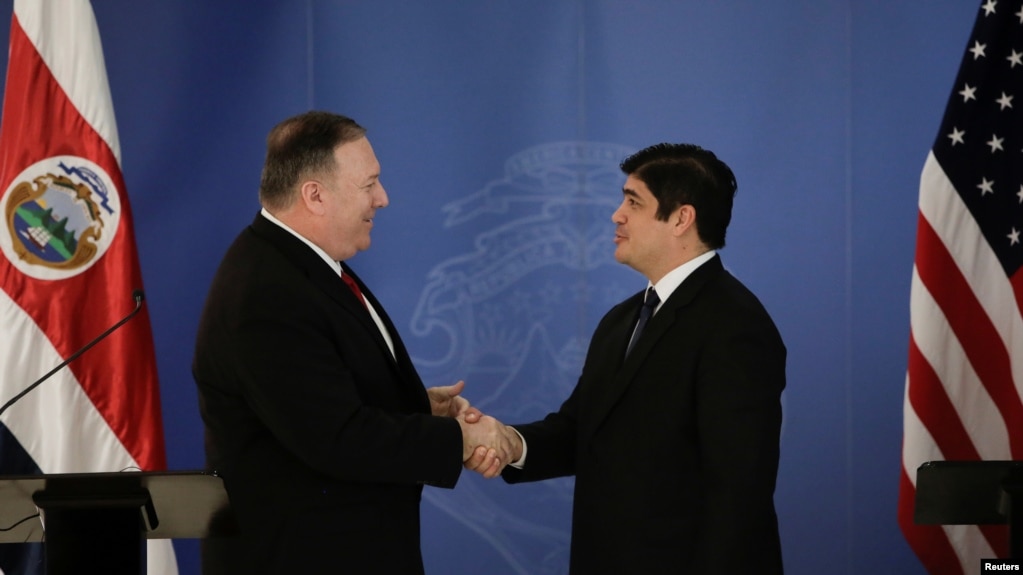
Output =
[{"x1": 0, "y1": 1, "x2": 981, "y2": 573}]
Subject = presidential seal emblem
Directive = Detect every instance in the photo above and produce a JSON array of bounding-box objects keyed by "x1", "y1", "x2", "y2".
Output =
[{"x1": 0, "y1": 156, "x2": 121, "y2": 281}]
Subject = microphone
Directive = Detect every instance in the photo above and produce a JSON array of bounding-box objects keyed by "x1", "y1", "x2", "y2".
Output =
[{"x1": 0, "y1": 290, "x2": 147, "y2": 419}]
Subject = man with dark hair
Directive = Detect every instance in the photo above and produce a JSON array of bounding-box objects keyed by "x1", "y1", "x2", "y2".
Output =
[
  {"x1": 475, "y1": 142, "x2": 787, "y2": 574},
  {"x1": 194, "y1": 110, "x2": 511, "y2": 574}
]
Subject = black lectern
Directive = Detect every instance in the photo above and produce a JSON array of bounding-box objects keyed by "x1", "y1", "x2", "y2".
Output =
[
  {"x1": 915, "y1": 460, "x2": 1023, "y2": 557},
  {"x1": 0, "y1": 470, "x2": 234, "y2": 575}
]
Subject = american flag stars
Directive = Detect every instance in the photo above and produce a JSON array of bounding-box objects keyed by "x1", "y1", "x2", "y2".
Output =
[
  {"x1": 935, "y1": 0, "x2": 1023, "y2": 256},
  {"x1": 970, "y1": 41, "x2": 987, "y2": 59},
  {"x1": 986, "y1": 134, "x2": 1005, "y2": 152},
  {"x1": 948, "y1": 126, "x2": 966, "y2": 145}
]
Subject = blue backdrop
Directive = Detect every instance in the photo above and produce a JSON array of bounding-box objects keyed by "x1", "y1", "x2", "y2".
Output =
[{"x1": 0, "y1": 1, "x2": 980, "y2": 573}]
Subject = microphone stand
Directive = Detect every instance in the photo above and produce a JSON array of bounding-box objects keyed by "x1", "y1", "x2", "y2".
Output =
[{"x1": 0, "y1": 290, "x2": 146, "y2": 419}]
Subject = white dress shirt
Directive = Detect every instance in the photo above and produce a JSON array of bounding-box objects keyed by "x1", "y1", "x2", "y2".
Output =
[
  {"x1": 261, "y1": 208, "x2": 396, "y2": 359},
  {"x1": 510, "y1": 250, "x2": 718, "y2": 469}
]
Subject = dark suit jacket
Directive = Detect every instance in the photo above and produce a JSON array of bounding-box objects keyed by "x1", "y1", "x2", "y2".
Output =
[
  {"x1": 193, "y1": 213, "x2": 463, "y2": 575},
  {"x1": 503, "y1": 255, "x2": 786, "y2": 575}
]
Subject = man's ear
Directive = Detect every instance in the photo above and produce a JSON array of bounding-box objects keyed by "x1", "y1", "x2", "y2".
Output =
[
  {"x1": 673, "y1": 204, "x2": 696, "y2": 237},
  {"x1": 299, "y1": 180, "x2": 326, "y2": 215}
]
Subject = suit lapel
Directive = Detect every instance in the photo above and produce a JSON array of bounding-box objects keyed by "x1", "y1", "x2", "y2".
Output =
[
  {"x1": 342, "y1": 263, "x2": 430, "y2": 408},
  {"x1": 584, "y1": 256, "x2": 724, "y2": 433},
  {"x1": 340, "y1": 263, "x2": 418, "y2": 367},
  {"x1": 250, "y1": 214, "x2": 399, "y2": 364},
  {"x1": 250, "y1": 213, "x2": 430, "y2": 411}
]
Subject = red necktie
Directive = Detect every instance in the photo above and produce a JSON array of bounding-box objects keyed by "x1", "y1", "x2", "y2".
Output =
[{"x1": 341, "y1": 273, "x2": 367, "y2": 308}]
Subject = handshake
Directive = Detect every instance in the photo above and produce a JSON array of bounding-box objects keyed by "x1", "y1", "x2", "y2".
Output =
[
  {"x1": 458, "y1": 411, "x2": 522, "y2": 479},
  {"x1": 427, "y1": 380, "x2": 523, "y2": 480}
]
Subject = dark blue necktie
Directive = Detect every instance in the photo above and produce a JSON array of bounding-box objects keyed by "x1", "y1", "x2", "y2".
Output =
[{"x1": 626, "y1": 287, "x2": 659, "y2": 357}]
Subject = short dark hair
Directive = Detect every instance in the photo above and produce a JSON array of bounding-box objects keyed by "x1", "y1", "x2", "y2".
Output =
[
  {"x1": 620, "y1": 143, "x2": 736, "y2": 249},
  {"x1": 259, "y1": 111, "x2": 367, "y2": 211}
]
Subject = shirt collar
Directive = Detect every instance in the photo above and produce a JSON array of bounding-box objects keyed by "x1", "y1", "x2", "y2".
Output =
[
  {"x1": 646, "y1": 250, "x2": 717, "y2": 311},
  {"x1": 260, "y1": 207, "x2": 343, "y2": 277}
]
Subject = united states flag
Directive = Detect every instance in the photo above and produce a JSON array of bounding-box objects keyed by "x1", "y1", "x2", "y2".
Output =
[{"x1": 899, "y1": 1, "x2": 1023, "y2": 573}]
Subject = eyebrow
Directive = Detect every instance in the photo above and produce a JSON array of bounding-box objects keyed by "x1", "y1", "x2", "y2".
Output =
[{"x1": 622, "y1": 187, "x2": 641, "y2": 199}]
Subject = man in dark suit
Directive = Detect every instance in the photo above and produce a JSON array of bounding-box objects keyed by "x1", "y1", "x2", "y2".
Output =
[
  {"x1": 477, "y1": 143, "x2": 787, "y2": 574},
  {"x1": 193, "y1": 110, "x2": 511, "y2": 574}
]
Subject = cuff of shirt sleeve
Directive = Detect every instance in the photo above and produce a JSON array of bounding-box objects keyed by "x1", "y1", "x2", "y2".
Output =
[{"x1": 509, "y1": 426, "x2": 527, "y2": 469}]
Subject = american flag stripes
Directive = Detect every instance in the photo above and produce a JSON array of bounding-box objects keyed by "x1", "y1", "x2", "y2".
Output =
[{"x1": 900, "y1": 1, "x2": 1023, "y2": 573}]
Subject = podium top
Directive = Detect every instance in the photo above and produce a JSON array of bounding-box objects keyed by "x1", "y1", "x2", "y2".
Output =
[
  {"x1": 0, "y1": 470, "x2": 234, "y2": 543},
  {"x1": 915, "y1": 460, "x2": 1023, "y2": 525}
]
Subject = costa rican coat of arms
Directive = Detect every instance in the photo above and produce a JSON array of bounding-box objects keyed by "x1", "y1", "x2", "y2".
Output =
[{"x1": 0, "y1": 156, "x2": 120, "y2": 280}]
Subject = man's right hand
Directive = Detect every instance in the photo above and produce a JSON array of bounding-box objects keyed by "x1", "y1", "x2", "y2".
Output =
[{"x1": 457, "y1": 414, "x2": 522, "y2": 479}]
